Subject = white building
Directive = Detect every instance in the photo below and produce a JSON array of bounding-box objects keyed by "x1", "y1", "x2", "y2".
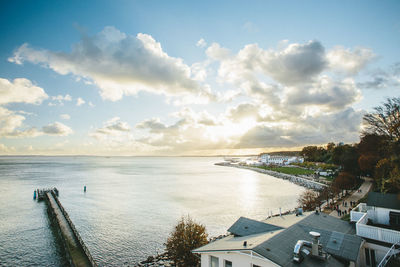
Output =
[
  {"x1": 194, "y1": 212, "x2": 362, "y2": 267},
  {"x1": 259, "y1": 153, "x2": 304, "y2": 166},
  {"x1": 350, "y1": 192, "x2": 400, "y2": 266}
]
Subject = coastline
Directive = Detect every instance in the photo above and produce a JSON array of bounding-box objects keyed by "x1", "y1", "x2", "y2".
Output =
[
  {"x1": 135, "y1": 162, "x2": 321, "y2": 267},
  {"x1": 215, "y1": 162, "x2": 327, "y2": 190}
]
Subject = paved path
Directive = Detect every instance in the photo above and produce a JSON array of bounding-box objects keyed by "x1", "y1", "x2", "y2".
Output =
[{"x1": 329, "y1": 177, "x2": 373, "y2": 218}]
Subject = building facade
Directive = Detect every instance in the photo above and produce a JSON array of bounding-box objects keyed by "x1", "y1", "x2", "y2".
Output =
[{"x1": 259, "y1": 153, "x2": 304, "y2": 166}]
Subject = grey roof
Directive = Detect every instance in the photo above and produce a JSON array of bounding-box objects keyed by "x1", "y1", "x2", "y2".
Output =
[
  {"x1": 227, "y1": 217, "x2": 283, "y2": 236},
  {"x1": 253, "y1": 213, "x2": 362, "y2": 266},
  {"x1": 367, "y1": 192, "x2": 400, "y2": 210}
]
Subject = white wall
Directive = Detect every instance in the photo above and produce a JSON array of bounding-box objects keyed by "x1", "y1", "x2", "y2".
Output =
[
  {"x1": 200, "y1": 251, "x2": 279, "y2": 267},
  {"x1": 367, "y1": 206, "x2": 400, "y2": 225}
]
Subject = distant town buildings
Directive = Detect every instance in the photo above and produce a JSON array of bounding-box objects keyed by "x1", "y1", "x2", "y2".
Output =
[{"x1": 259, "y1": 153, "x2": 304, "y2": 166}]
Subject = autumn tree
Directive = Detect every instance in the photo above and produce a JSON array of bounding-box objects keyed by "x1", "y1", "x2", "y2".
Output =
[
  {"x1": 298, "y1": 189, "x2": 319, "y2": 211},
  {"x1": 362, "y1": 98, "x2": 400, "y2": 193},
  {"x1": 362, "y1": 97, "x2": 400, "y2": 142},
  {"x1": 358, "y1": 134, "x2": 388, "y2": 176},
  {"x1": 165, "y1": 215, "x2": 208, "y2": 267},
  {"x1": 332, "y1": 144, "x2": 360, "y2": 175},
  {"x1": 358, "y1": 154, "x2": 379, "y2": 176},
  {"x1": 334, "y1": 172, "x2": 357, "y2": 192},
  {"x1": 301, "y1": 146, "x2": 328, "y2": 162}
]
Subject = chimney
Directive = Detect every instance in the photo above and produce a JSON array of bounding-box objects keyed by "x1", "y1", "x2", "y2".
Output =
[{"x1": 309, "y1": 231, "x2": 321, "y2": 256}]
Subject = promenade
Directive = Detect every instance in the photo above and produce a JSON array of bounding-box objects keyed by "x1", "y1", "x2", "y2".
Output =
[
  {"x1": 216, "y1": 162, "x2": 327, "y2": 190},
  {"x1": 329, "y1": 177, "x2": 373, "y2": 218}
]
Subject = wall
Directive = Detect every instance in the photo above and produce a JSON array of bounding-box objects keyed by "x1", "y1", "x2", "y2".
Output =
[
  {"x1": 200, "y1": 251, "x2": 279, "y2": 267},
  {"x1": 367, "y1": 206, "x2": 400, "y2": 225}
]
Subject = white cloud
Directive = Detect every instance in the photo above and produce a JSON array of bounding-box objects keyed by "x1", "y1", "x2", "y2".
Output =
[
  {"x1": 0, "y1": 107, "x2": 39, "y2": 137},
  {"x1": 284, "y1": 76, "x2": 362, "y2": 111},
  {"x1": 60, "y1": 114, "x2": 70, "y2": 120},
  {"x1": 42, "y1": 122, "x2": 73, "y2": 136},
  {"x1": 212, "y1": 40, "x2": 327, "y2": 86},
  {"x1": 327, "y1": 46, "x2": 375, "y2": 75},
  {"x1": 0, "y1": 143, "x2": 15, "y2": 153},
  {"x1": 10, "y1": 26, "x2": 213, "y2": 103},
  {"x1": 90, "y1": 117, "x2": 131, "y2": 140},
  {"x1": 236, "y1": 108, "x2": 364, "y2": 149},
  {"x1": 206, "y1": 43, "x2": 231, "y2": 61},
  {"x1": 88, "y1": 101, "x2": 95, "y2": 107},
  {"x1": 196, "y1": 38, "x2": 207, "y2": 48},
  {"x1": 0, "y1": 78, "x2": 48, "y2": 105},
  {"x1": 52, "y1": 94, "x2": 72, "y2": 101},
  {"x1": 76, "y1": 97, "x2": 85, "y2": 106},
  {"x1": 49, "y1": 94, "x2": 72, "y2": 106}
]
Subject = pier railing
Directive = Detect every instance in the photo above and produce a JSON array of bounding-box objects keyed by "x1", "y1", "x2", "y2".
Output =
[{"x1": 50, "y1": 190, "x2": 98, "y2": 267}]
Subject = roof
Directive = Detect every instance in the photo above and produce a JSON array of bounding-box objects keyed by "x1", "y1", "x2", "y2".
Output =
[
  {"x1": 253, "y1": 213, "x2": 361, "y2": 266},
  {"x1": 228, "y1": 217, "x2": 283, "y2": 236},
  {"x1": 194, "y1": 213, "x2": 362, "y2": 267},
  {"x1": 367, "y1": 192, "x2": 400, "y2": 210}
]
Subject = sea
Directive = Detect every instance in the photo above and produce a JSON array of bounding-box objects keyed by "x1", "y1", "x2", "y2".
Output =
[{"x1": 0, "y1": 156, "x2": 305, "y2": 266}]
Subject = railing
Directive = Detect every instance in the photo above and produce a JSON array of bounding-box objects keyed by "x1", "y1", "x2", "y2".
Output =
[
  {"x1": 51, "y1": 191, "x2": 98, "y2": 267},
  {"x1": 378, "y1": 241, "x2": 400, "y2": 267},
  {"x1": 356, "y1": 213, "x2": 400, "y2": 244},
  {"x1": 350, "y1": 203, "x2": 368, "y2": 222},
  {"x1": 351, "y1": 211, "x2": 365, "y2": 222}
]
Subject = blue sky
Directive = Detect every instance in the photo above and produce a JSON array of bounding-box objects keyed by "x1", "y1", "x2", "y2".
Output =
[{"x1": 0, "y1": 0, "x2": 399, "y2": 155}]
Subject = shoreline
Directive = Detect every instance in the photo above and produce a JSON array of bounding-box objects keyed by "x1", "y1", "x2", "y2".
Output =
[
  {"x1": 135, "y1": 162, "x2": 325, "y2": 266},
  {"x1": 215, "y1": 162, "x2": 327, "y2": 190}
]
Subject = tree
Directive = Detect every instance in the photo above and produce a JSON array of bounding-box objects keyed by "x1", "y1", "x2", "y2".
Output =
[
  {"x1": 165, "y1": 215, "x2": 208, "y2": 267},
  {"x1": 334, "y1": 172, "x2": 357, "y2": 192},
  {"x1": 363, "y1": 97, "x2": 400, "y2": 142},
  {"x1": 332, "y1": 144, "x2": 360, "y2": 174},
  {"x1": 358, "y1": 154, "x2": 379, "y2": 176},
  {"x1": 362, "y1": 98, "x2": 400, "y2": 193},
  {"x1": 301, "y1": 146, "x2": 327, "y2": 162},
  {"x1": 298, "y1": 189, "x2": 319, "y2": 211}
]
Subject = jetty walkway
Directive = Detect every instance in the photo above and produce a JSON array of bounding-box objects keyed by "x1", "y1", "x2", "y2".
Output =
[{"x1": 36, "y1": 188, "x2": 97, "y2": 267}]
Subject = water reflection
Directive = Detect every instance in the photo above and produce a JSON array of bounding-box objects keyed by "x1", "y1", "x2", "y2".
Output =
[{"x1": 0, "y1": 156, "x2": 304, "y2": 266}]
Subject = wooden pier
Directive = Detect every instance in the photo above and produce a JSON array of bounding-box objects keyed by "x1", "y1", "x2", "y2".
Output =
[{"x1": 36, "y1": 188, "x2": 97, "y2": 267}]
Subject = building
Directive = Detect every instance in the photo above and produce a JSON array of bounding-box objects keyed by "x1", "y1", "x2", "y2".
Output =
[
  {"x1": 259, "y1": 154, "x2": 304, "y2": 166},
  {"x1": 350, "y1": 192, "x2": 400, "y2": 266},
  {"x1": 193, "y1": 212, "x2": 362, "y2": 266}
]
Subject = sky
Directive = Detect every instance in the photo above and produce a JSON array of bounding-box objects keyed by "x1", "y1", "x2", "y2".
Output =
[{"x1": 0, "y1": 0, "x2": 399, "y2": 156}]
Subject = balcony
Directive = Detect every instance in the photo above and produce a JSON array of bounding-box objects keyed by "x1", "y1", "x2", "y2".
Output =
[
  {"x1": 353, "y1": 209, "x2": 400, "y2": 244},
  {"x1": 350, "y1": 203, "x2": 368, "y2": 222}
]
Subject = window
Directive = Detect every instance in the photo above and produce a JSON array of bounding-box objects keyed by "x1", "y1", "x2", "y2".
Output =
[
  {"x1": 365, "y1": 248, "x2": 370, "y2": 266},
  {"x1": 210, "y1": 256, "x2": 219, "y2": 267},
  {"x1": 371, "y1": 249, "x2": 376, "y2": 267},
  {"x1": 224, "y1": 260, "x2": 232, "y2": 267},
  {"x1": 365, "y1": 248, "x2": 376, "y2": 267}
]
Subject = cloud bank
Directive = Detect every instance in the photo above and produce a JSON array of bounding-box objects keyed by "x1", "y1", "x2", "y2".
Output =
[{"x1": 9, "y1": 26, "x2": 213, "y2": 103}]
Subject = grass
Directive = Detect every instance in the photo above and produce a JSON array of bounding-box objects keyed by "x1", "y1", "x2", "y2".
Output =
[{"x1": 256, "y1": 166, "x2": 315, "y2": 176}]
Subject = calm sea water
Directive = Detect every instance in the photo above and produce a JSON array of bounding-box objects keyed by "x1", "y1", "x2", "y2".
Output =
[{"x1": 0, "y1": 156, "x2": 305, "y2": 266}]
